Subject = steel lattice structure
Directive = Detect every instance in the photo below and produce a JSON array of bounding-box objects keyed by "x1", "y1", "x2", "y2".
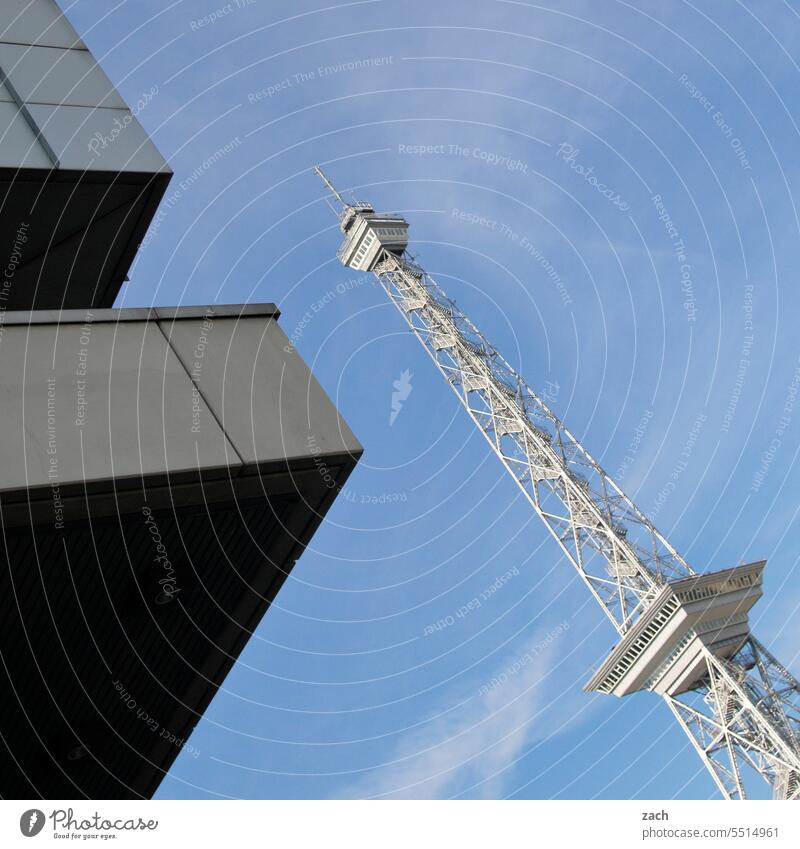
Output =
[{"x1": 315, "y1": 167, "x2": 800, "y2": 799}]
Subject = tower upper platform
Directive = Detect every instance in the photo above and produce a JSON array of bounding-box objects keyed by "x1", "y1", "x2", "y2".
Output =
[{"x1": 314, "y1": 166, "x2": 409, "y2": 271}]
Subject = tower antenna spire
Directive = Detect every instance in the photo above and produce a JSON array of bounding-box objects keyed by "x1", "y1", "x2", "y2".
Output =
[{"x1": 314, "y1": 164, "x2": 350, "y2": 209}]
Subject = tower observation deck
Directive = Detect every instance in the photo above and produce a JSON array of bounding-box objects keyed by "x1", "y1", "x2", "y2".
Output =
[{"x1": 314, "y1": 165, "x2": 800, "y2": 800}]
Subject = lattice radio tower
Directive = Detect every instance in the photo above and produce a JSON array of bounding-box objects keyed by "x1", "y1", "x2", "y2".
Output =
[{"x1": 314, "y1": 166, "x2": 800, "y2": 799}]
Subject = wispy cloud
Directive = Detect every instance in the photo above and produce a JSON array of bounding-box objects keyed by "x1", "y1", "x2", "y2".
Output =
[{"x1": 335, "y1": 626, "x2": 584, "y2": 799}]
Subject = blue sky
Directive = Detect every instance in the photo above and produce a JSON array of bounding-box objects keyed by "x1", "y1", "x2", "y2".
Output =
[{"x1": 64, "y1": 0, "x2": 800, "y2": 799}]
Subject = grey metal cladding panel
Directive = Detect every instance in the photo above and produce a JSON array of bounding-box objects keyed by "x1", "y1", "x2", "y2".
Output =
[
  {"x1": 0, "y1": 0, "x2": 86, "y2": 50},
  {"x1": 0, "y1": 99, "x2": 52, "y2": 167},
  {"x1": 0, "y1": 44, "x2": 126, "y2": 108},
  {"x1": 163, "y1": 316, "x2": 363, "y2": 465},
  {"x1": 0, "y1": 321, "x2": 237, "y2": 492},
  {"x1": 26, "y1": 103, "x2": 169, "y2": 173}
]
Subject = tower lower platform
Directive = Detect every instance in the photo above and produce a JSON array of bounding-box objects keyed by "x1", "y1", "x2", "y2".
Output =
[{"x1": 585, "y1": 562, "x2": 765, "y2": 697}]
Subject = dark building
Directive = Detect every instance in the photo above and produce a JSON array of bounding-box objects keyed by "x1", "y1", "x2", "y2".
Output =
[{"x1": 0, "y1": 1, "x2": 360, "y2": 798}]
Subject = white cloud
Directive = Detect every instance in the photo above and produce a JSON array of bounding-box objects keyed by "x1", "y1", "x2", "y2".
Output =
[{"x1": 336, "y1": 626, "x2": 586, "y2": 799}]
